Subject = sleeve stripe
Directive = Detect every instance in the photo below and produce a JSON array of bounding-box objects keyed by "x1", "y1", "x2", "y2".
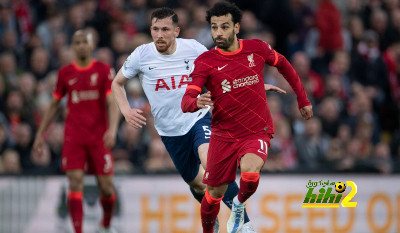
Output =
[
  {"x1": 272, "y1": 50, "x2": 278, "y2": 66},
  {"x1": 187, "y1": 85, "x2": 202, "y2": 92},
  {"x1": 106, "y1": 89, "x2": 112, "y2": 95},
  {"x1": 53, "y1": 92, "x2": 62, "y2": 100}
]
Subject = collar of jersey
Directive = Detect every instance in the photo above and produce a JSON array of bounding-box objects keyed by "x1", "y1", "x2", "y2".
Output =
[
  {"x1": 73, "y1": 59, "x2": 95, "y2": 71},
  {"x1": 153, "y1": 38, "x2": 180, "y2": 57},
  {"x1": 216, "y1": 39, "x2": 243, "y2": 56}
]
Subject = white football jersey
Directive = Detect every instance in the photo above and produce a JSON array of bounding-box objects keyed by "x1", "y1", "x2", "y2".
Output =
[{"x1": 122, "y1": 38, "x2": 209, "y2": 136}]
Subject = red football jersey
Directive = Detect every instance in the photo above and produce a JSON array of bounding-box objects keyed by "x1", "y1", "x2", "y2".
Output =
[
  {"x1": 53, "y1": 60, "x2": 113, "y2": 143},
  {"x1": 182, "y1": 39, "x2": 310, "y2": 141}
]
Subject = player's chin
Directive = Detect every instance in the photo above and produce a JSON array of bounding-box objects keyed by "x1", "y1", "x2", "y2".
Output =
[{"x1": 156, "y1": 45, "x2": 168, "y2": 53}]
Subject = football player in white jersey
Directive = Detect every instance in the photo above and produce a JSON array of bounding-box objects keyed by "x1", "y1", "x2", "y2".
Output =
[{"x1": 112, "y1": 7, "x2": 285, "y2": 233}]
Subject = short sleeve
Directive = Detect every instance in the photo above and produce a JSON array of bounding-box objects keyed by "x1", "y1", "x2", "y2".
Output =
[
  {"x1": 193, "y1": 40, "x2": 208, "y2": 56},
  {"x1": 121, "y1": 47, "x2": 141, "y2": 79},
  {"x1": 188, "y1": 55, "x2": 210, "y2": 89},
  {"x1": 257, "y1": 39, "x2": 279, "y2": 67},
  {"x1": 53, "y1": 69, "x2": 66, "y2": 99}
]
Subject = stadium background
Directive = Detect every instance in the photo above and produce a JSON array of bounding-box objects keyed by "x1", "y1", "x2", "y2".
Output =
[{"x1": 0, "y1": 0, "x2": 399, "y2": 232}]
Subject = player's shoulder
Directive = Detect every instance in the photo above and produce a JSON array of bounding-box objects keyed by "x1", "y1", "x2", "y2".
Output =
[
  {"x1": 243, "y1": 39, "x2": 271, "y2": 51},
  {"x1": 58, "y1": 63, "x2": 74, "y2": 75},
  {"x1": 93, "y1": 60, "x2": 111, "y2": 69},
  {"x1": 177, "y1": 38, "x2": 203, "y2": 47},
  {"x1": 195, "y1": 48, "x2": 217, "y2": 62}
]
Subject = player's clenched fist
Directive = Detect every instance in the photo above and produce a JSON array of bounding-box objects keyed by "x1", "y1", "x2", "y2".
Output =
[
  {"x1": 197, "y1": 91, "x2": 213, "y2": 109},
  {"x1": 123, "y1": 108, "x2": 147, "y2": 129},
  {"x1": 299, "y1": 105, "x2": 313, "y2": 120}
]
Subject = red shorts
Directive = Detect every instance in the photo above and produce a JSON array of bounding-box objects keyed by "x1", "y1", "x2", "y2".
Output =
[
  {"x1": 61, "y1": 137, "x2": 114, "y2": 175},
  {"x1": 203, "y1": 132, "x2": 272, "y2": 187}
]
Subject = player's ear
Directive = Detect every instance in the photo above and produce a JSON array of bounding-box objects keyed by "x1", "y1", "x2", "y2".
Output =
[
  {"x1": 174, "y1": 26, "x2": 180, "y2": 37},
  {"x1": 234, "y1": 22, "x2": 240, "y2": 35}
]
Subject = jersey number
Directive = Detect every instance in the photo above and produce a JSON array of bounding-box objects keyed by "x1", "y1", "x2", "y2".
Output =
[
  {"x1": 104, "y1": 154, "x2": 112, "y2": 172},
  {"x1": 202, "y1": 126, "x2": 211, "y2": 139},
  {"x1": 258, "y1": 139, "x2": 268, "y2": 155}
]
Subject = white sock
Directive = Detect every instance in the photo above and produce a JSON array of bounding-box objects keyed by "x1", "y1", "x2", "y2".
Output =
[{"x1": 233, "y1": 195, "x2": 242, "y2": 205}]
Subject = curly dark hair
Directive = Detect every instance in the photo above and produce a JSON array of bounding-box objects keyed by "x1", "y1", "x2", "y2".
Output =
[
  {"x1": 151, "y1": 7, "x2": 179, "y2": 26},
  {"x1": 206, "y1": 1, "x2": 242, "y2": 25}
]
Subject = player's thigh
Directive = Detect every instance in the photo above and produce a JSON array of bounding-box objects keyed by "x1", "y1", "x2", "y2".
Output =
[
  {"x1": 238, "y1": 134, "x2": 271, "y2": 172},
  {"x1": 192, "y1": 113, "x2": 212, "y2": 169},
  {"x1": 203, "y1": 137, "x2": 237, "y2": 187},
  {"x1": 198, "y1": 143, "x2": 209, "y2": 169},
  {"x1": 240, "y1": 153, "x2": 265, "y2": 172},
  {"x1": 62, "y1": 140, "x2": 86, "y2": 172},
  {"x1": 161, "y1": 135, "x2": 200, "y2": 183},
  {"x1": 188, "y1": 164, "x2": 206, "y2": 193},
  {"x1": 87, "y1": 142, "x2": 114, "y2": 175}
]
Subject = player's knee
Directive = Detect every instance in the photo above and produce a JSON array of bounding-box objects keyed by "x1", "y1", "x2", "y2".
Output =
[
  {"x1": 191, "y1": 184, "x2": 205, "y2": 195},
  {"x1": 68, "y1": 176, "x2": 83, "y2": 192},
  {"x1": 207, "y1": 186, "x2": 225, "y2": 199}
]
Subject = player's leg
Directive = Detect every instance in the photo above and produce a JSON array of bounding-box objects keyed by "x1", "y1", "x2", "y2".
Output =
[
  {"x1": 63, "y1": 140, "x2": 86, "y2": 233},
  {"x1": 96, "y1": 175, "x2": 116, "y2": 231},
  {"x1": 88, "y1": 144, "x2": 116, "y2": 232},
  {"x1": 194, "y1": 114, "x2": 251, "y2": 224},
  {"x1": 198, "y1": 142, "x2": 250, "y2": 224},
  {"x1": 201, "y1": 184, "x2": 228, "y2": 233},
  {"x1": 227, "y1": 135, "x2": 270, "y2": 233},
  {"x1": 161, "y1": 134, "x2": 206, "y2": 202},
  {"x1": 66, "y1": 170, "x2": 85, "y2": 233}
]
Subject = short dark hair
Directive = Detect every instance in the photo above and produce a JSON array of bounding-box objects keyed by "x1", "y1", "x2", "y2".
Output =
[
  {"x1": 206, "y1": 1, "x2": 242, "y2": 25},
  {"x1": 151, "y1": 7, "x2": 178, "y2": 26}
]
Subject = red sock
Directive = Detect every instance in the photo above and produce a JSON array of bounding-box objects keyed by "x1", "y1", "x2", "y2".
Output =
[
  {"x1": 68, "y1": 191, "x2": 83, "y2": 233},
  {"x1": 201, "y1": 189, "x2": 223, "y2": 233},
  {"x1": 100, "y1": 192, "x2": 116, "y2": 228},
  {"x1": 238, "y1": 172, "x2": 260, "y2": 203}
]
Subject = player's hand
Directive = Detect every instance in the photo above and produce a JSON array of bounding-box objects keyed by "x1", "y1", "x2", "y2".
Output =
[
  {"x1": 123, "y1": 108, "x2": 147, "y2": 129},
  {"x1": 32, "y1": 136, "x2": 45, "y2": 159},
  {"x1": 264, "y1": 84, "x2": 286, "y2": 94},
  {"x1": 103, "y1": 129, "x2": 116, "y2": 149},
  {"x1": 197, "y1": 91, "x2": 213, "y2": 109},
  {"x1": 299, "y1": 105, "x2": 313, "y2": 120}
]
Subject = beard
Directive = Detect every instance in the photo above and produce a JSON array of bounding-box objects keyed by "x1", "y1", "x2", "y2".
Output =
[
  {"x1": 213, "y1": 31, "x2": 235, "y2": 49},
  {"x1": 155, "y1": 40, "x2": 171, "y2": 53}
]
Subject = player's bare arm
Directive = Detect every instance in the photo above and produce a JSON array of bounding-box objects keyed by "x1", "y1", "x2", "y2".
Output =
[
  {"x1": 112, "y1": 69, "x2": 147, "y2": 129},
  {"x1": 264, "y1": 84, "x2": 286, "y2": 94},
  {"x1": 33, "y1": 97, "x2": 61, "y2": 156},
  {"x1": 104, "y1": 93, "x2": 120, "y2": 148}
]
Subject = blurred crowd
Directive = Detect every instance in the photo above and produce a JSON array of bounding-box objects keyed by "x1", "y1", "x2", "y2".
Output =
[{"x1": 0, "y1": 0, "x2": 399, "y2": 175}]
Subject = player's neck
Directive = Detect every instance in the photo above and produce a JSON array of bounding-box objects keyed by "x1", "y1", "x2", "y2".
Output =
[
  {"x1": 160, "y1": 40, "x2": 177, "y2": 55},
  {"x1": 75, "y1": 58, "x2": 93, "y2": 67},
  {"x1": 221, "y1": 38, "x2": 240, "y2": 53}
]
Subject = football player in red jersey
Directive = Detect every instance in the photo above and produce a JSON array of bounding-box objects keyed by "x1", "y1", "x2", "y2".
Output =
[
  {"x1": 33, "y1": 30, "x2": 120, "y2": 233},
  {"x1": 182, "y1": 2, "x2": 313, "y2": 233}
]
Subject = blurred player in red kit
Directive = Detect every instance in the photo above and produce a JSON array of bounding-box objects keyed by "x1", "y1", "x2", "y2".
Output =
[
  {"x1": 33, "y1": 30, "x2": 120, "y2": 233},
  {"x1": 181, "y1": 2, "x2": 313, "y2": 233}
]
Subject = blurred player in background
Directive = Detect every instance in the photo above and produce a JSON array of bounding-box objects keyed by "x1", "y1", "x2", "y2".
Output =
[
  {"x1": 112, "y1": 7, "x2": 285, "y2": 233},
  {"x1": 33, "y1": 30, "x2": 120, "y2": 233},
  {"x1": 181, "y1": 2, "x2": 313, "y2": 233}
]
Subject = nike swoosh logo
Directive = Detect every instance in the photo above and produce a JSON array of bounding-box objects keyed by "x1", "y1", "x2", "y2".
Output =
[
  {"x1": 217, "y1": 64, "x2": 228, "y2": 71},
  {"x1": 149, "y1": 66, "x2": 156, "y2": 70},
  {"x1": 68, "y1": 78, "x2": 78, "y2": 85}
]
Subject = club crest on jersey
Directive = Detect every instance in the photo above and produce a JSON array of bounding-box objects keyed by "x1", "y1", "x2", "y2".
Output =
[
  {"x1": 184, "y1": 59, "x2": 190, "y2": 70},
  {"x1": 248, "y1": 53, "x2": 255, "y2": 67},
  {"x1": 90, "y1": 73, "x2": 98, "y2": 86},
  {"x1": 221, "y1": 79, "x2": 231, "y2": 93}
]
